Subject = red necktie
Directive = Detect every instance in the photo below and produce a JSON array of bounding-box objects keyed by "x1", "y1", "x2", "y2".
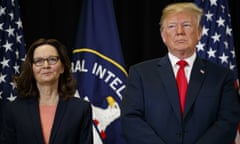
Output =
[{"x1": 176, "y1": 60, "x2": 188, "y2": 114}]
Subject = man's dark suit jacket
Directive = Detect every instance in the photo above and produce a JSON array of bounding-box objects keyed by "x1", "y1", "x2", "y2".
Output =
[
  {"x1": 121, "y1": 55, "x2": 240, "y2": 144},
  {"x1": 1, "y1": 96, "x2": 93, "y2": 144}
]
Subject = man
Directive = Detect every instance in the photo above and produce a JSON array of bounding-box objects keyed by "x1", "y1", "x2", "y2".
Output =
[{"x1": 121, "y1": 2, "x2": 240, "y2": 144}]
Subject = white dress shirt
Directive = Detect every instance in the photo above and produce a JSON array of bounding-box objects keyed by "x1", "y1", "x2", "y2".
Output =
[{"x1": 168, "y1": 52, "x2": 196, "y2": 83}]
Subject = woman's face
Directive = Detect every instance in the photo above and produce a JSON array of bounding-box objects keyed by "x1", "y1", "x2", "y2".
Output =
[{"x1": 32, "y1": 44, "x2": 64, "y2": 86}]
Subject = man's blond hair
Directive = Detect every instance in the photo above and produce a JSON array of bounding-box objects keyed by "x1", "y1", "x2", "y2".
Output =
[{"x1": 159, "y1": 2, "x2": 203, "y2": 32}]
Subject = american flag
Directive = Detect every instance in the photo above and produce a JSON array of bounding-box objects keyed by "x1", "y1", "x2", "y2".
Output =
[
  {"x1": 194, "y1": 0, "x2": 240, "y2": 143},
  {"x1": 0, "y1": 0, "x2": 26, "y2": 101}
]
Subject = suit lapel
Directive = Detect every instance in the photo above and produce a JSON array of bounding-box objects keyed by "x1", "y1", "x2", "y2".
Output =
[
  {"x1": 28, "y1": 98, "x2": 44, "y2": 144},
  {"x1": 183, "y1": 58, "x2": 206, "y2": 118},
  {"x1": 157, "y1": 56, "x2": 182, "y2": 122},
  {"x1": 49, "y1": 97, "x2": 67, "y2": 144}
]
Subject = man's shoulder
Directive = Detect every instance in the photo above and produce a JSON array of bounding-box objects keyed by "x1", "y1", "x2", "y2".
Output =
[
  {"x1": 131, "y1": 57, "x2": 164, "y2": 68},
  {"x1": 197, "y1": 58, "x2": 232, "y2": 76},
  {"x1": 199, "y1": 58, "x2": 230, "y2": 71}
]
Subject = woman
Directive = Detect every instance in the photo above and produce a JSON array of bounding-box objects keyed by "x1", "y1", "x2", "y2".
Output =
[{"x1": 1, "y1": 38, "x2": 93, "y2": 144}]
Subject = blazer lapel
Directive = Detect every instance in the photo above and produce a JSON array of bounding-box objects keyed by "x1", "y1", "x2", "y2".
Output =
[
  {"x1": 28, "y1": 98, "x2": 45, "y2": 144},
  {"x1": 49, "y1": 97, "x2": 67, "y2": 144},
  {"x1": 183, "y1": 58, "x2": 206, "y2": 118},
  {"x1": 157, "y1": 56, "x2": 182, "y2": 122}
]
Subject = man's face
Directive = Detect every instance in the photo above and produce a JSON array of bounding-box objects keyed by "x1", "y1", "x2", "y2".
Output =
[{"x1": 161, "y1": 11, "x2": 202, "y2": 57}]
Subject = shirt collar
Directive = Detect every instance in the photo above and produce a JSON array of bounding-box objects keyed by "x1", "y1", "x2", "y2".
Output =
[{"x1": 168, "y1": 52, "x2": 196, "y2": 67}]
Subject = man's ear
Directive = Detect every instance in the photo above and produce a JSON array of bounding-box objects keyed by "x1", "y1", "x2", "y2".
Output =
[
  {"x1": 161, "y1": 31, "x2": 166, "y2": 43},
  {"x1": 197, "y1": 27, "x2": 203, "y2": 41}
]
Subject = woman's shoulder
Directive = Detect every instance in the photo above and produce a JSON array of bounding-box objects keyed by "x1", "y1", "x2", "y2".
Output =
[
  {"x1": 2, "y1": 96, "x2": 36, "y2": 107},
  {"x1": 63, "y1": 97, "x2": 92, "y2": 117},
  {"x1": 66, "y1": 97, "x2": 91, "y2": 108}
]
